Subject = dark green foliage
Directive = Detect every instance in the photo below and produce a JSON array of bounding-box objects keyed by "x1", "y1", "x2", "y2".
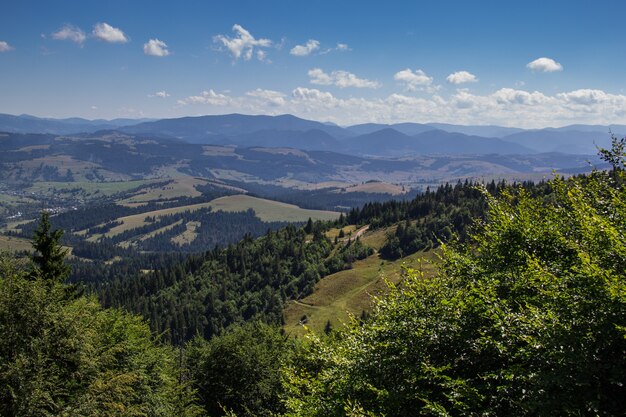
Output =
[
  {"x1": 187, "y1": 322, "x2": 291, "y2": 417},
  {"x1": 283, "y1": 143, "x2": 626, "y2": 416},
  {"x1": 371, "y1": 180, "x2": 552, "y2": 260},
  {"x1": 326, "y1": 237, "x2": 374, "y2": 274},
  {"x1": 353, "y1": 181, "x2": 491, "y2": 260},
  {"x1": 0, "y1": 256, "x2": 201, "y2": 417},
  {"x1": 224, "y1": 179, "x2": 420, "y2": 211},
  {"x1": 99, "y1": 224, "x2": 342, "y2": 343},
  {"x1": 30, "y1": 211, "x2": 70, "y2": 282}
]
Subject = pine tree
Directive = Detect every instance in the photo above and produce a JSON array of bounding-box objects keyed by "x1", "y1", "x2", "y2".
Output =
[{"x1": 30, "y1": 211, "x2": 70, "y2": 282}]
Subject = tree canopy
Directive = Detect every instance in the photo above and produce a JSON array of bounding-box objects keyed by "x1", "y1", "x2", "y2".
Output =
[
  {"x1": 283, "y1": 139, "x2": 626, "y2": 416},
  {"x1": 30, "y1": 211, "x2": 70, "y2": 282}
]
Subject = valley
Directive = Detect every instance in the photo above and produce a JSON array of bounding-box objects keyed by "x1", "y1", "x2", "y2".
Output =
[
  {"x1": 3, "y1": 2, "x2": 625, "y2": 414},
  {"x1": 0, "y1": 112, "x2": 623, "y2": 416}
]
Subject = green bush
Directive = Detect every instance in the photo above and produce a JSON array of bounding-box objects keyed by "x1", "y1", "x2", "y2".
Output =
[{"x1": 283, "y1": 139, "x2": 626, "y2": 416}]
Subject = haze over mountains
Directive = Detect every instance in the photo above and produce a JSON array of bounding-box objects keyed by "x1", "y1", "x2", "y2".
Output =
[{"x1": 1, "y1": 112, "x2": 622, "y2": 157}]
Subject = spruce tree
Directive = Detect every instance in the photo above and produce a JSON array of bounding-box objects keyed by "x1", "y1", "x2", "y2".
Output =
[{"x1": 30, "y1": 211, "x2": 70, "y2": 282}]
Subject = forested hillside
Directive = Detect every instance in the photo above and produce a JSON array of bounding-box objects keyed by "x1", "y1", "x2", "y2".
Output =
[
  {"x1": 281, "y1": 138, "x2": 626, "y2": 416},
  {"x1": 1, "y1": 140, "x2": 624, "y2": 416}
]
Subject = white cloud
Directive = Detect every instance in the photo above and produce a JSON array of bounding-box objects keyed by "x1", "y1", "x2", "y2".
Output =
[
  {"x1": 446, "y1": 70, "x2": 478, "y2": 84},
  {"x1": 51, "y1": 24, "x2": 86, "y2": 45},
  {"x1": 149, "y1": 91, "x2": 170, "y2": 98},
  {"x1": 0, "y1": 41, "x2": 13, "y2": 52},
  {"x1": 557, "y1": 89, "x2": 610, "y2": 105},
  {"x1": 394, "y1": 69, "x2": 433, "y2": 91},
  {"x1": 492, "y1": 88, "x2": 549, "y2": 105},
  {"x1": 213, "y1": 24, "x2": 272, "y2": 61},
  {"x1": 292, "y1": 87, "x2": 337, "y2": 103},
  {"x1": 256, "y1": 49, "x2": 270, "y2": 62},
  {"x1": 290, "y1": 39, "x2": 320, "y2": 56},
  {"x1": 527, "y1": 57, "x2": 562, "y2": 72},
  {"x1": 92, "y1": 23, "x2": 128, "y2": 43},
  {"x1": 177, "y1": 90, "x2": 234, "y2": 106},
  {"x1": 308, "y1": 68, "x2": 381, "y2": 89},
  {"x1": 307, "y1": 68, "x2": 333, "y2": 85},
  {"x1": 143, "y1": 39, "x2": 169, "y2": 56},
  {"x1": 319, "y1": 42, "x2": 351, "y2": 55},
  {"x1": 246, "y1": 88, "x2": 286, "y2": 106}
]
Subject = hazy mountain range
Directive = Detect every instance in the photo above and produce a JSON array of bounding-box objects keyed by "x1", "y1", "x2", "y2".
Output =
[{"x1": 1, "y1": 112, "x2": 623, "y2": 157}]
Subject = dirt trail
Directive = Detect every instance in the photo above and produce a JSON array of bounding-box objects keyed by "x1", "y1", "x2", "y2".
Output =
[{"x1": 344, "y1": 225, "x2": 370, "y2": 243}]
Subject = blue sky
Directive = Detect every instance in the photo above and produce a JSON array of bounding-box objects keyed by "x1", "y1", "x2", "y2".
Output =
[{"x1": 1, "y1": 0, "x2": 626, "y2": 127}]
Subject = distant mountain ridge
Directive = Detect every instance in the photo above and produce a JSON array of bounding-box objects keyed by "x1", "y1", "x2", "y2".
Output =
[
  {"x1": 0, "y1": 113, "x2": 152, "y2": 135},
  {"x1": 120, "y1": 113, "x2": 351, "y2": 142},
  {"x1": 0, "y1": 130, "x2": 604, "y2": 186},
  {"x1": 0, "y1": 112, "x2": 620, "y2": 156},
  {"x1": 341, "y1": 128, "x2": 533, "y2": 156}
]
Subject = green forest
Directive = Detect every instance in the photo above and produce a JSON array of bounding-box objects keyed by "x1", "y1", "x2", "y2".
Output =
[{"x1": 1, "y1": 139, "x2": 625, "y2": 416}]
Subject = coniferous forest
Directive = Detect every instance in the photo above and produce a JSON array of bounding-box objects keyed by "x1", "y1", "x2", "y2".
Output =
[{"x1": 0, "y1": 140, "x2": 625, "y2": 416}]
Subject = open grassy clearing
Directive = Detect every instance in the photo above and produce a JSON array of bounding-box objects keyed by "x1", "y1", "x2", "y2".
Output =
[
  {"x1": 171, "y1": 221, "x2": 200, "y2": 246},
  {"x1": 138, "y1": 220, "x2": 183, "y2": 241},
  {"x1": 0, "y1": 235, "x2": 33, "y2": 252},
  {"x1": 3, "y1": 220, "x2": 32, "y2": 233},
  {"x1": 117, "y1": 177, "x2": 202, "y2": 205},
  {"x1": 325, "y1": 225, "x2": 357, "y2": 240},
  {"x1": 0, "y1": 193, "x2": 36, "y2": 205},
  {"x1": 115, "y1": 220, "x2": 184, "y2": 248},
  {"x1": 341, "y1": 181, "x2": 409, "y2": 195},
  {"x1": 206, "y1": 195, "x2": 341, "y2": 222},
  {"x1": 101, "y1": 202, "x2": 215, "y2": 237},
  {"x1": 90, "y1": 194, "x2": 339, "y2": 239},
  {"x1": 117, "y1": 177, "x2": 248, "y2": 206},
  {"x1": 16, "y1": 156, "x2": 130, "y2": 182},
  {"x1": 283, "y1": 248, "x2": 440, "y2": 337},
  {"x1": 359, "y1": 225, "x2": 395, "y2": 248},
  {"x1": 27, "y1": 179, "x2": 152, "y2": 198}
]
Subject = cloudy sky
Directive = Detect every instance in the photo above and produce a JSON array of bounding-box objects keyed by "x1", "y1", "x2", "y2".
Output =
[{"x1": 1, "y1": 0, "x2": 626, "y2": 127}]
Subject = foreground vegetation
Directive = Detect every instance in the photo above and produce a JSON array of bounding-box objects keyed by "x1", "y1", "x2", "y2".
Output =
[
  {"x1": 1, "y1": 139, "x2": 625, "y2": 415},
  {"x1": 283, "y1": 138, "x2": 626, "y2": 416}
]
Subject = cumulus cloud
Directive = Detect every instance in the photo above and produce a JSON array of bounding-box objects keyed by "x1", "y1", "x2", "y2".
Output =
[
  {"x1": 336, "y1": 43, "x2": 349, "y2": 51},
  {"x1": 246, "y1": 88, "x2": 286, "y2": 106},
  {"x1": 527, "y1": 57, "x2": 562, "y2": 72},
  {"x1": 492, "y1": 88, "x2": 549, "y2": 105},
  {"x1": 92, "y1": 23, "x2": 128, "y2": 43},
  {"x1": 394, "y1": 69, "x2": 433, "y2": 91},
  {"x1": 177, "y1": 89, "x2": 234, "y2": 106},
  {"x1": 290, "y1": 39, "x2": 320, "y2": 56},
  {"x1": 308, "y1": 68, "x2": 380, "y2": 89},
  {"x1": 214, "y1": 24, "x2": 272, "y2": 61},
  {"x1": 557, "y1": 89, "x2": 610, "y2": 105},
  {"x1": 51, "y1": 24, "x2": 86, "y2": 45},
  {"x1": 446, "y1": 70, "x2": 478, "y2": 84},
  {"x1": 0, "y1": 41, "x2": 14, "y2": 52},
  {"x1": 292, "y1": 87, "x2": 337, "y2": 103},
  {"x1": 143, "y1": 39, "x2": 169, "y2": 56},
  {"x1": 148, "y1": 91, "x2": 170, "y2": 98}
]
